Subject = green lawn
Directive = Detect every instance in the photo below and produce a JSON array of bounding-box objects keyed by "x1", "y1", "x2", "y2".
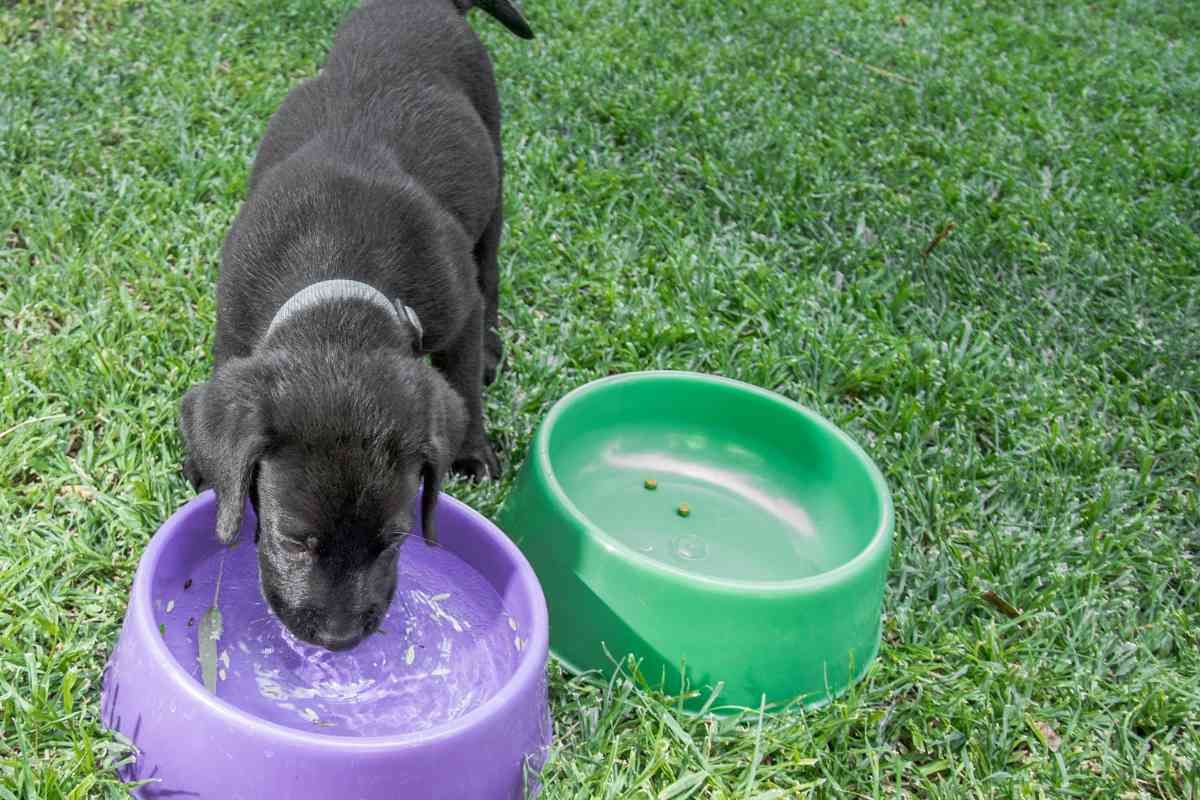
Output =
[{"x1": 3, "y1": 0, "x2": 1199, "y2": 796}]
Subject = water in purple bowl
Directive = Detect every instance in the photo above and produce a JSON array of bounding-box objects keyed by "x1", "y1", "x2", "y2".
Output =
[{"x1": 156, "y1": 534, "x2": 526, "y2": 737}]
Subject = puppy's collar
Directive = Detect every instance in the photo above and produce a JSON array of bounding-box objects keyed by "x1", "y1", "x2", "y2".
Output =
[{"x1": 265, "y1": 279, "x2": 423, "y2": 350}]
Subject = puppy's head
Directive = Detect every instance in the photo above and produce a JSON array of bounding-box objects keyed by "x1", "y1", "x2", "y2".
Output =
[{"x1": 180, "y1": 352, "x2": 466, "y2": 650}]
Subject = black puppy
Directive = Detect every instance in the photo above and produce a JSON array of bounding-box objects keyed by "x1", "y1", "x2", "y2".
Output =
[{"x1": 180, "y1": 0, "x2": 532, "y2": 651}]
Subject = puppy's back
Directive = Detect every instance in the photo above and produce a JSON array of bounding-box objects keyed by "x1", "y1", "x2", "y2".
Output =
[
  {"x1": 248, "y1": 0, "x2": 500, "y2": 227},
  {"x1": 216, "y1": 0, "x2": 505, "y2": 362},
  {"x1": 328, "y1": 0, "x2": 499, "y2": 132}
]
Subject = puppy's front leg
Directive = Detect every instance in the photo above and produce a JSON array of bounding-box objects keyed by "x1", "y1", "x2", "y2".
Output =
[{"x1": 431, "y1": 300, "x2": 500, "y2": 480}]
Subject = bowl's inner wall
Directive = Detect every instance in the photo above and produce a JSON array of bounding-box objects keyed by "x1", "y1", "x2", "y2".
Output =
[
  {"x1": 148, "y1": 500, "x2": 529, "y2": 737},
  {"x1": 547, "y1": 377, "x2": 885, "y2": 582}
]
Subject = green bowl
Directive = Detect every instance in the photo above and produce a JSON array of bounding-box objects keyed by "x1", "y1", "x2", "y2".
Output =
[{"x1": 497, "y1": 371, "x2": 893, "y2": 710}]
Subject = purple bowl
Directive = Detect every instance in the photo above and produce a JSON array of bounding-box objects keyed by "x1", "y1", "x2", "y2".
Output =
[{"x1": 102, "y1": 490, "x2": 551, "y2": 799}]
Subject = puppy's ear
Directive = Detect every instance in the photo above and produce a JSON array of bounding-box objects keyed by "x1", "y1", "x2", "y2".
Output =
[
  {"x1": 180, "y1": 359, "x2": 275, "y2": 545},
  {"x1": 419, "y1": 378, "x2": 467, "y2": 546}
]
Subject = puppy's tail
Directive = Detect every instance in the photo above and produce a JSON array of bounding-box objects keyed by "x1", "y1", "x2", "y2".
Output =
[{"x1": 456, "y1": 0, "x2": 534, "y2": 39}]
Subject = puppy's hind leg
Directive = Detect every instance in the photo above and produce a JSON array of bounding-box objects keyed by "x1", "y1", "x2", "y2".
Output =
[
  {"x1": 432, "y1": 300, "x2": 500, "y2": 480},
  {"x1": 474, "y1": 205, "x2": 504, "y2": 387}
]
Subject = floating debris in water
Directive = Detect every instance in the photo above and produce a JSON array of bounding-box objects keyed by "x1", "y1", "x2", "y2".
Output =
[
  {"x1": 183, "y1": 578, "x2": 193, "y2": 591},
  {"x1": 258, "y1": 677, "x2": 287, "y2": 701},
  {"x1": 199, "y1": 551, "x2": 227, "y2": 694},
  {"x1": 431, "y1": 593, "x2": 450, "y2": 602},
  {"x1": 644, "y1": 478, "x2": 658, "y2": 490},
  {"x1": 166, "y1": 600, "x2": 175, "y2": 614},
  {"x1": 405, "y1": 644, "x2": 415, "y2": 665},
  {"x1": 425, "y1": 593, "x2": 463, "y2": 632},
  {"x1": 677, "y1": 503, "x2": 691, "y2": 518},
  {"x1": 507, "y1": 616, "x2": 518, "y2": 631}
]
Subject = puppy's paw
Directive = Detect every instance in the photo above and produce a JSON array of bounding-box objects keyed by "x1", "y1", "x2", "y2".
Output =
[
  {"x1": 182, "y1": 456, "x2": 208, "y2": 491},
  {"x1": 452, "y1": 438, "x2": 501, "y2": 481},
  {"x1": 483, "y1": 329, "x2": 503, "y2": 387}
]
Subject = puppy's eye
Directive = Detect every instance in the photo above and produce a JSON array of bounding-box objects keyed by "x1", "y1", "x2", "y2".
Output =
[{"x1": 280, "y1": 536, "x2": 316, "y2": 557}]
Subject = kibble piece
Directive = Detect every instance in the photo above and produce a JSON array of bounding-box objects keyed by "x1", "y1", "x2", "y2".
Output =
[
  {"x1": 677, "y1": 503, "x2": 690, "y2": 518},
  {"x1": 644, "y1": 479, "x2": 658, "y2": 490}
]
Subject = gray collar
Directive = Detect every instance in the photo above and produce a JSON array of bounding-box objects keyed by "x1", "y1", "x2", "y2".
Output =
[{"x1": 265, "y1": 279, "x2": 423, "y2": 349}]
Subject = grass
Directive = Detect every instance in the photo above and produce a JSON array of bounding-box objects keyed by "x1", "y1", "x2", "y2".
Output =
[{"x1": 2, "y1": 0, "x2": 1198, "y2": 796}]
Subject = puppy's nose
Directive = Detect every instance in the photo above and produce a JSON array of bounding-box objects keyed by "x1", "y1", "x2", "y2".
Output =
[
  {"x1": 315, "y1": 628, "x2": 367, "y2": 652},
  {"x1": 310, "y1": 613, "x2": 370, "y2": 652}
]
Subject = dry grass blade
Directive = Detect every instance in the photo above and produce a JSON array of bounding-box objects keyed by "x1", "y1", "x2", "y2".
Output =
[
  {"x1": 921, "y1": 222, "x2": 956, "y2": 258},
  {"x1": 982, "y1": 590, "x2": 1021, "y2": 619},
  {"x1": 1032, "y1": 720, "x2": 1062, "y2": 752},
  {"x1": 828, "y1": 48, "x2": 917, "y2": 85},
  {"x1": 0, "y1": 413, "x2": 69, "y2": 441}
]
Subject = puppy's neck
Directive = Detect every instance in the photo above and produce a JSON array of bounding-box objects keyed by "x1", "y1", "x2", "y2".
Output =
[{"x1": 263, "y1": 280, "x2": 424, "y2": 354}]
